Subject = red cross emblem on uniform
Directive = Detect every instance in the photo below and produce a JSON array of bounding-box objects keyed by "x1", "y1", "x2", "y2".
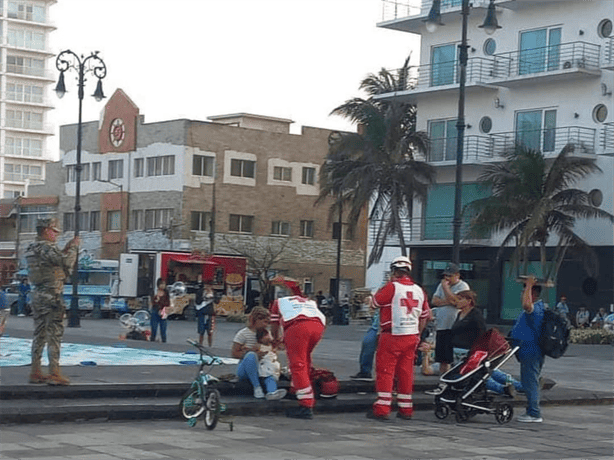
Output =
[{"x1": 400, "y1": 292, "x2": 419, "y2": 313}]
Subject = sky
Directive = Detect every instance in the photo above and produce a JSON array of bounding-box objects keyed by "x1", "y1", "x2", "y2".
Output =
[{"x1": 49, "y1": 0, "x2": 420, "y2": 143}]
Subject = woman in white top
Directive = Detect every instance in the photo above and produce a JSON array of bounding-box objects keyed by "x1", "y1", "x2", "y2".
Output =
[{"x1": 231, "y1": 307, "x2": 286, "y2": 400}]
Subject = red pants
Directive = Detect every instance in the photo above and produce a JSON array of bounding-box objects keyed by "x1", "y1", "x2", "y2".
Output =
[
  {"x1": 373, "y1": 332, "x2": 419, "y2": 417},
  {"x1": 284, "y1": 318, "x2": 324, "y2": 408}
]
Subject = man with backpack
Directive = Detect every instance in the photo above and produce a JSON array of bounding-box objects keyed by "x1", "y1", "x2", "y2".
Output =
[{"x1": 509, "y1": 275, "x2": 545, "y2": 423}]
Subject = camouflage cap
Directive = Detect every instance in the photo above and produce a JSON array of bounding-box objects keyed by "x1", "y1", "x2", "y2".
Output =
[{"x1": 36, "y1": 217, "x2": 60, "y2": 232}]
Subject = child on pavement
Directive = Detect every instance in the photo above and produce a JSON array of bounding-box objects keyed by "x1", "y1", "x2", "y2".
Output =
[{"x1": 256, "y1": 328, "x2": 284, "y2": 391}]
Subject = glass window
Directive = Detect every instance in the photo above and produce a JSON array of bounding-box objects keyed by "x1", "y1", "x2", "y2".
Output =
[
  {"x1": 519, "y1": 27, "x2": 561, "y2": 75},
  {"x1": 107, "y1": 211, "x2": 121, "y2": 231},
  {"x1": 593, "y1": 104, "x2": 608, "y2": 123},
  {"x1": 193, "y1": 155, "x2": 214, "y2": 177},
  {"x1": 144, "y1": 209, "x2": 172, "y2": 229},
  {"x1": 134, "y1": 158, "x2": 144, "y2": 177},
  {"x1": 191, "y1": 211, "x2": 211, "y2": 231},
  {"x1": 479, "y1": 116, "x2": 493, "y2": 134},
  {"x1": 108, "y1": 159, "x2": 123, "y2": 180},
  {"x1": 302, "y1": 167, "x2": 316, "y2": 185},
  {"x1": 483, "y1": 38, "x2": 496, "y2": 56},
  {"x1": 598, "y1": 19, "x2": 613, "y2": 38},
  {"x1": 19, "y1": 205, "x2": 55, "y2": 233},
  {"x1": 92, "y1": 162, "x2": 101, "y2": 181},
  {"x1": 300, "y1": 220, "x2": 314, "y2": 238},
  {"x1": 229, "y1": 214, "x2": 254, "y2": 233},
  {"x1": 271, "y1": 220, "x2": 290, "y2": 236},
  {"x1": 428, "y1": 119, "x2": 458, "y2": 162},
  {"x1": 63, "y1": 213, "x2": 74, "y2": 233},
  {"x1": 515, "y1": 109, "x2": 557, "y2": 152},
  {"x1": 131, "y1": 210, "x2": 144, "y2": 230},
  {"x1": 230, "y1": 159, "x2": 255, "y2": 178},
  {"x1": 431, "y1": 44, "x2": 456, "y2": 86},
  {"x1": 90, "y1": 211, "x2": 100, "y2": 231},
  {"x1": 146, "y1": 155, "x2": 174, "y2": 176},
  {"x1": 273, "y1": 166, "x2": 292, "y2": 181}
]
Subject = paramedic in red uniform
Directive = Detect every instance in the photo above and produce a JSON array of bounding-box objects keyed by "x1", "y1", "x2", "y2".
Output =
[
  {"x1": 368, "y1": 256, "x2": 430, "y2": 421},
  {"x1": 270, "y1": 285, "x2": 326, "y2": 420}
]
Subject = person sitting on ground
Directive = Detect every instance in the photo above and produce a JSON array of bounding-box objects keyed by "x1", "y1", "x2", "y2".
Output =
[
  {"x1": 256, "y1": 328, "x2": 287, "y2": 400},
  {"x1": 576, "y1": 305, "x2": 590, "y2": 328},
  {"x1": 350, "y1": 294, "x2": 378, "y2": 381},
  {"x1": 591, "y1": 308, "x2": 607, "y2": 328},
  {"x1": 231, "y1": 307, "x2": 286, "y2": 400}
]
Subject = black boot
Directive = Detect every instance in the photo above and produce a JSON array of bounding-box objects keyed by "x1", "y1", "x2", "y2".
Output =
[{"x1": 285, "y1": 406, "x2": 313, "y2": 419}]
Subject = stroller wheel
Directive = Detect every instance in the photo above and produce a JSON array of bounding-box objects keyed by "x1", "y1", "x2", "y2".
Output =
[
  {"x1": 434, "y1": 403, "x2": 449, "y2": 420},
  {"x1": 495, "y1": 402, "x2": 513, "y2": 424}
]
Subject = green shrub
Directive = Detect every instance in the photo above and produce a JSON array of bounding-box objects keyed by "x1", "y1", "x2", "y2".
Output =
[{"x1": 569, "y1": 327, "x2": 614, "y2": 344}]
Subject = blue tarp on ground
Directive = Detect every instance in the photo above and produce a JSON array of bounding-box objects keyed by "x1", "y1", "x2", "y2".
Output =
[{"x1": 0, "y1": 337, "x2": 238, "y2": 367}]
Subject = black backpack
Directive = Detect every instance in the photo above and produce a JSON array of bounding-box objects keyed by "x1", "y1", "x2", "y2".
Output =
[{"x1": 539, "y1": 309, "x2": 570, "y2": 359}]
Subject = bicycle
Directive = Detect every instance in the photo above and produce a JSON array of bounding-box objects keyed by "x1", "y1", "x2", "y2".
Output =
[{"x1": 180, "y1": 339, "x2": 230, "y2": 430}]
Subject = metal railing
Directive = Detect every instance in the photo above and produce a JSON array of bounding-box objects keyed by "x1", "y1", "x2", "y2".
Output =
[
  {"x1": 604, "y1": 37, "x2": 614, "y2": 68},
  {"x1": 5, "y1": 63, "x2": 55, "y2": 80},
  {"x1": 426, "y1": 126, "x2": 596, "y2": 164},
  {"x1": 368, "y1": 215, "x2": 479, "y2": 244},
  {"x1": 489, "y1": 126, "x2": 596, "y2": 156},
  {"x1": 388, "y1": 57, "x2": 496, "y2": 91},
  {"x1": 601, "y1": 122, "x2": 614, "y2": 154},
  {"x1": 381, "y1": 0, "x2": 492, "y2": 21},
  {"x1": 491, "y1": 41, "x2": 602, "y2": 79},
  {"x1": 427, "y1": 134, "x2": 494, "y2": 163}
]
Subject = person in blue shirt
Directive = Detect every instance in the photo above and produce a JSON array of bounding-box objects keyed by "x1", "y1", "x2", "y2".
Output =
[
  {"x1": 510, "y1": 275, "x2": 545, "y2": 423},
  {"x1": 350, "y1": 295, "x2": 378, "y2": 381}
]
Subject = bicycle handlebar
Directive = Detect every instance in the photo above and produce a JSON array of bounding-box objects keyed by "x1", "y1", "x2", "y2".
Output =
[{"x1": 186, "y1": 339, "x2": 224, "y2": 365}]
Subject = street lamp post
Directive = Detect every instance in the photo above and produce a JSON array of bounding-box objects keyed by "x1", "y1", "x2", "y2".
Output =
[
  {"x1": 425, "y1": 0, "x2": 500, "y2": 265},
  {"x1": 55, "y1": 50, "x2": 107, "y2": 327}
]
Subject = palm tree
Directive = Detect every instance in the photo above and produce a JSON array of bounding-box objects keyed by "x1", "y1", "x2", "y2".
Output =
[
  {"x1": 317, "y1": 55, "x2": 435, "y2": 266},
  {"x1": 466, "y1": 144, "x2": 614, "y2": 282}
]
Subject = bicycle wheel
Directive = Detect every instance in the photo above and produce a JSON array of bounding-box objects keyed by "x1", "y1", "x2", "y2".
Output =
[
  {"x1": 203, "y1": 388, "x2": 221, "y2": 430},
  {"x1": 180, "y1": 389, "x2": 206, "y2": 419}
]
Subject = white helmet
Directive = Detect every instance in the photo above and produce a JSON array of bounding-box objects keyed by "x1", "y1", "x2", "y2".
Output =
[{"x1": 390, "y1": 256, "x2": 412, "y2": 271}]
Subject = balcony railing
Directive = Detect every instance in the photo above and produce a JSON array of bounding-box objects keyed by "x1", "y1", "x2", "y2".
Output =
[
  {"x1": 604, "y1": 37, "x2": 614, "y2": 69},
  {"x1": 489, "y1": 126, "x2": 596, "y2": 156},
  {"x1": 491, "y1": 41, "x2": 601, "y2": 80},
  {"x1": 380, "y1": 0, "x2": 493, "y2": 21},
  {"x1": 390, "y1": 57, "x2": 496, "y2": 92},
  {"x1": 369, "y1": 215, "x2": 479, "y2": 244},
  {"x1": 426, "y1": 126, "x2": 596, "y2": 165},
  {"x1": 601, "y1": 122, "x2": 614, "y2": 154},
  {"x1": 427, "y1": 134, "x2": 494, "y2": 163},
  {"x1": 5, "y1": 63, "x2": 55, "y2": 80}
]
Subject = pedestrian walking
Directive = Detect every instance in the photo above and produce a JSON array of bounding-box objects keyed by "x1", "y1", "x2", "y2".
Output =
[
  {"x1": 270, "y1": 282, "x2": 326, "y2": 420},
  {"x1": 367, "y1": 256, "x2": 430, "y2": 421},
  {"x1": 25, "y1": 218, "x2": 79, "y2": 385},
  {"x1": 510, "y1": 275, "x2": 546, "y2": 423}
]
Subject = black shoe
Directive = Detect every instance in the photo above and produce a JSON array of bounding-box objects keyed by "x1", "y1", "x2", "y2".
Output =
[
  {"x1": 286, "y1": 406, "x2": 313, "y2": 419},
  {"x1": 350, "y1": 372, "x2": 373, "y2": 381},
  {"x1": 366, "y1": 411, "x2": 391, "y2": 422},
  {"x1": 396, "y1": 412, "x2": 412, "y2": 420}
]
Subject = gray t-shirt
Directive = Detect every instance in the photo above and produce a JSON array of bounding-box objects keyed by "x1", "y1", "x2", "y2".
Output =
[{"x1": 433, "y1": 280, "x2": 470, "y2": 331}]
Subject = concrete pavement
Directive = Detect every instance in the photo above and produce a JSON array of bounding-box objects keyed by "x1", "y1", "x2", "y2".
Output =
[{"x1": 1, "y1": 316, "x2": 612, "y2": 424}]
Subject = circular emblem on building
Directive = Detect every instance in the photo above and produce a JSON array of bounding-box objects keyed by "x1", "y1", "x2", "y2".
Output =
[{"x1": 109, "y1": 118, "x2": 125, "y2": 147}]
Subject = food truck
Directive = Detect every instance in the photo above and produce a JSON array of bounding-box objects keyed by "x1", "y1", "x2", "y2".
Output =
[
  {"x1": 118, "y1": 251, "x2": 247, "y2": 317},
  {"x1": 62, "y1": 256, "x2": 130, "y2": 316}
]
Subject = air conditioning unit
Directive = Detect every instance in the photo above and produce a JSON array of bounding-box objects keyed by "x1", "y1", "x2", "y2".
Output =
[{"x1": 563, "y1": 61, "x2": 573, "y2": 69}]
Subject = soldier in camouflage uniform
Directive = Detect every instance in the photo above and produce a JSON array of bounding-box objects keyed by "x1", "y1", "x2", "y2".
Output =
[{"x1": 25, "y1": 218, "x2": 79, "y2": 385}]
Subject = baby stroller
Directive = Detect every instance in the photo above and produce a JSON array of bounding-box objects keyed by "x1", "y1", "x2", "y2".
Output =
[{"x1": 433, "y1": 329, "x2": 519, "y2": 424}]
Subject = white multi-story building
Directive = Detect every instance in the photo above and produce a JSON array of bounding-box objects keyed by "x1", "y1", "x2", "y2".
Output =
[
  {"x1": 372, "y1": 0, "x2": 613, "y2": 323},
  {"x1": 0, "y1": 0, "x2": 56, "y2": 199}
]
